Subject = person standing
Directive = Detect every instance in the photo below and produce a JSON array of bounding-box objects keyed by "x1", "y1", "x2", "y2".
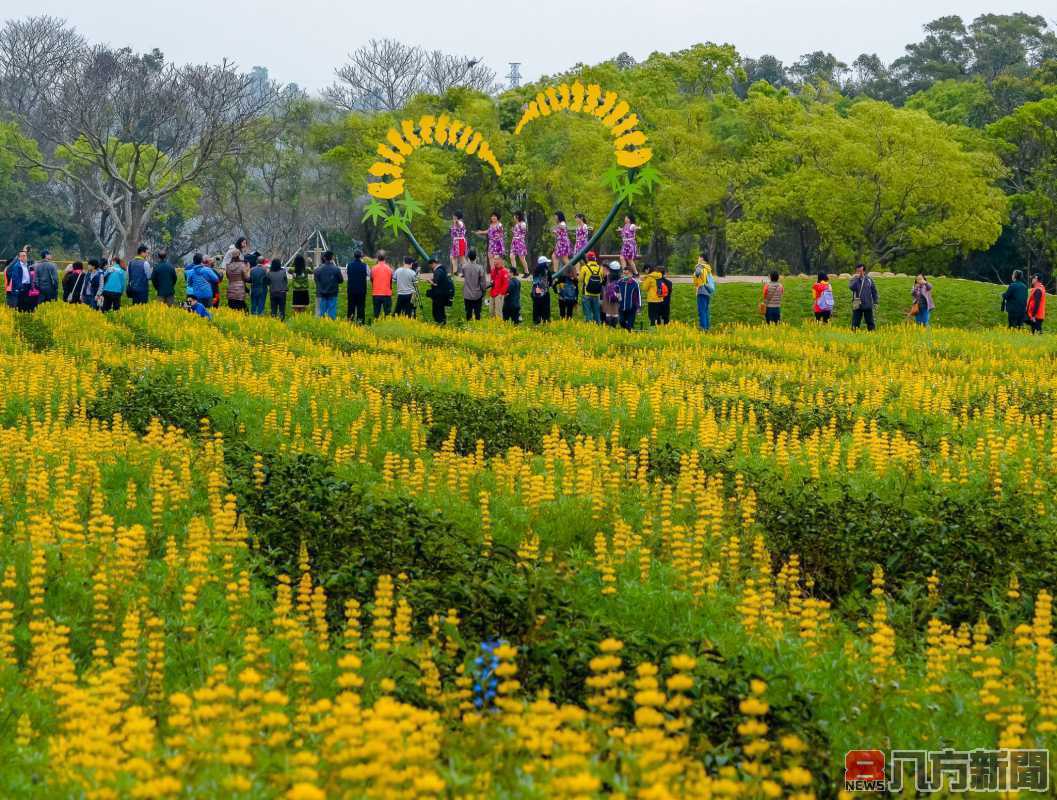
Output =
[
  {"x1": 82, "y1": 259, "x2": 105, "y2": 308},
  {"x1": 578, "y1": 253, "x2": 605, "y2": 324},
  {"x1": 531, "y1": 257, "x2": 552, "y2": 324},
  {"x1": 425, "y1": 258, "x2": 453, "y2": 325},
  {"x1": 552, "y1": 211, "x2": 571, "y2": 272},
  {"x1": 1027, "y1": 274, "x2": 1046, "y2": 334},
  {"x1": 290, "y1": 255, "x2": 311, "y2": 314},
  {"x1": 185, "y1": 253, "x2": 219, "y2": 310},
  {"x1": 476, "y1": 212, "x2": 505, "y2": 271},
  {"x1": 1002, "y1": 270, "x2": 1028, "y2": 329},
  {"x1": 370, "y1": 251, "x2": 394, "y2": 319},
  {"x1": 640, "y1": 265, "x2": 664, "y2": 326},
  {"x1": 267, "y1": 258, "x2": 289, "y2": 319},
  {"x1": 762, "y1": 271, "x2": 784, "y2": 325},
  {"x1": 503, "y1": 269, "x2": 521, "y2": 323},
  {"x1": 601, "y1": 263, "x2": 621, "y2": 327},
  {"x1": 574, "y1": 213, "x2": 591, "y2": 259},
  {"x1": 658, "y1": 268, "x2": 673, "y2": 324},
  {"x1": 617, "y1": 265, "x2": 642, "y2": 330},
  {"x1": 151, "y1": 250, "x2": 177, "y2": 306},
  {"x1": 450, "y1": 213, "x2": 468, "y2": 277},
  {"x1": 510, "y1": 211, "x2": 529, "y2": 277},
  {"x1": 312, "y1": 250, "x2": 344, "y2": 319},
  {"x1": 911, "y1": 274, "x2": 935, "y2": 327},
  {"x1": 248, "y1": 256, "x2": 268, "y2": 315},
  {"x1": 34, "y1": 250, "x2": 59, "y2": 304},
  {"x1": 62, "y1": 261, "x2": 87, "y2": 304},
  {"x1": 488, "y1": 259, "x2": 510, "y2": 318},
  {"x1": 812, "y1": 272, "x2": 833, "y2": 323},
  {"x1": 225, "y1": 252, "x2": 251, "y2": 311},
  {"x1": 693, "y1": 256, "x2": 716, "y2": 331},
  {"x1": 223, "y1": 237, "x2": 248, "y2": 270},
  {"x1": 101, "y1": 257, "x2": 128, "y2": 312},
  {"x1": 393, "y1": 257, "x2": 418, "y2": 318},
  {"x1": 849, "y1": 263, "x2": 879, "y2": 331},
  {"x1": 461, "y1": 249, "x2": 487, "y2": 320},
  {"x1": 619, "y1": 214, "x2": 638, "y2": 272},
  {"x1": 345, "y1": 250, "x2": 370, "y2": 323},
  {"x1": 4, "y1": 248, "x2": 29, "y2": 309},
  {"x1": 553, "y1": 264, "x2": 578, "y2": 320},
  {"x1": 127, "y1": 245, "x2": 151, "y2": 304}
]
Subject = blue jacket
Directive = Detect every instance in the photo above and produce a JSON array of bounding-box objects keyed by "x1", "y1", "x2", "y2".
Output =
[
  {"x1": 617, "y1": 278, "x2": 641, "y2": 312},
  {"x1": 185, "y1": 265, "x2": 219, "y2": 301},
  {"x1": 103, "y1": 265, "x2": 128, "y2": 294},
  {"x1": 5, "y1": 259, "x2": 28, "y2": 294},
  {"x1": 187, "y1": 300, "x2": 212, "y2": 319}
]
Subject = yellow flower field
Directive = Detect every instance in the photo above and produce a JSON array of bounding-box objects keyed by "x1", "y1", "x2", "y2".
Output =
[{"x1": 1, "y1": 302, "x2": 1055, "y2": 798}]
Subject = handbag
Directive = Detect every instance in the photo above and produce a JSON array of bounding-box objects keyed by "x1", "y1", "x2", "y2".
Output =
[
  {"x1": 758, "y1": 302, "x2": 766, "y2": 316},
  {"x1": 909, "y1": 301, "x2": 920, "y2": 316},
  {"x1": 852, "y1": 278, "x2": 866, "y2": 311}
]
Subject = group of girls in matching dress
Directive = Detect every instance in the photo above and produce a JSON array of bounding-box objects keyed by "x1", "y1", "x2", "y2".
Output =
[{"x1": 448, "y1": 210, "x2": 638, "y2": 276}]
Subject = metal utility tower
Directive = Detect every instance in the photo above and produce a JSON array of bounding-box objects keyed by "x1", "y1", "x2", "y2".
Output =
[{"x1": 506, "y1": 62, "x2": 522, "y2": 89}]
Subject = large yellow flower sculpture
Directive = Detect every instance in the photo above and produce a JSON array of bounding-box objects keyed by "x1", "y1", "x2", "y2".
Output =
[
  {"x1": 366, "y1": 116, "x2": 503, "y2": 200},
  {"x1": 513, "y1": 81, "x2": 652, "y2": 169}
]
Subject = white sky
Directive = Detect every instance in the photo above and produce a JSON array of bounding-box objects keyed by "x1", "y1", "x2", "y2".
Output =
[{"x1": 11, "y1": 1, "x2": 1057, "y2": 91}]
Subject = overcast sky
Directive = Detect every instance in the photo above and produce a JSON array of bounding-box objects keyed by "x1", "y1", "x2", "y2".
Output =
[{"x1": 19, "y1": 1, "x2": 1057, "y2": 91}]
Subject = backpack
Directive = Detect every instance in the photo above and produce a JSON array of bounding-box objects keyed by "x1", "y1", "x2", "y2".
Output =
[
  {"x1": 818, "y1": 285, "x2": 834, "y2": 312},
  {"x1": 657, "y1": 280, "x2": 669, "y2": 301},
  {"x1": 584, "y1": 264, "x2": 603, "y2": 296},
  {"x1": 532, "y1": 275, "x2": 548, "y2": 298},
  {"x1": 559, "y1": 279, "x2": 577, "y2": 302}
]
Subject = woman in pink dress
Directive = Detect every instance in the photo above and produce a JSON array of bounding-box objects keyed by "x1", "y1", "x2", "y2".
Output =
[
  {"x1": 510, "y1": 211, "x2": 529, "y2": 277},
  {"x1": 450, "y1": 212, "x2": 468, "y2": 276},
  {"x1": 574, "y1": 213, "x2": 591, "y2": 258},
  {"x1": 552, "y1": 211, "x2": 571, "y2": 271},
  {"x1": 476, "y1": 212, "x2": 506, "y2": 270},
  {"x1": 620, "y1": 213, "x2": 638, "y2": 272}
]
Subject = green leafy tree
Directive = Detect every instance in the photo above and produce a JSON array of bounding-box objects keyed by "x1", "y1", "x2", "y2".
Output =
[
  {"x1": 988, "y1": 97, "x2": 1057, "y2": 272},
  {"x1": 731, "y1": 99, "x2": 1007, "y2": 270}
]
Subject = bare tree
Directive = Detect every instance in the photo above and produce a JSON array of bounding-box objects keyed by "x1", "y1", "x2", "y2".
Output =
[
  {"x1": 6, "y1": 40, "x2": 275, "y2": 255},
  {"x1": 420, "y1": 49, "x2": 499, "y2": 96},
  {"x1": 0, "y1": 16, "x2": 85, "y2": 122},
  {"x1": 324, "y1": 38, "x2": 496, "y2": 112}
]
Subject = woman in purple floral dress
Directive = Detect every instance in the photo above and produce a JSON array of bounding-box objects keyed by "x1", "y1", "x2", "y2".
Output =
[
  {"x1": 450, "y1": 212, "x2": 468, "y2": 276},
  {"x1": 510, "y1": 211, "x2": 529, "y2": 276},
  {"x1": 574, "y1": 213, "x2": 591, "y2": 258},
  {"x1": 476, "y1": 212, "x2": 506, "y2": 269},
  {"x1": 552, "y1": 211, "x2": 572, "y2": 271},
  {"x1": 620, "y1": 213, "x2": 639, "y2": 271}
]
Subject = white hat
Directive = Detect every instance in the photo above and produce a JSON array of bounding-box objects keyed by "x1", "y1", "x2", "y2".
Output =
[
  {"x1": 608, "y1": 261, "x2": 621, "y2": 271},
  {"x1": 537, "y1": 255, "x2": 551, "y2": 265}
]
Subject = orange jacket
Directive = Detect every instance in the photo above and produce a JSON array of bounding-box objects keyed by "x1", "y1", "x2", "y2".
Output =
[{"x1": 1028, "y1": 286, "x2": 1047, "y2": 320}]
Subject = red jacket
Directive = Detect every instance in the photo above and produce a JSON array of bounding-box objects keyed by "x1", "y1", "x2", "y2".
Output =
[
  {"x1": 489, "y1": 266, "x2": 510, "y2": 298},
  {"x1": 1028, "y1": 285, "x2": 1047, "y2": 320}
]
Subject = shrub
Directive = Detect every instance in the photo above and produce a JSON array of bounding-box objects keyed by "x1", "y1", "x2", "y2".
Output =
[{"x1": 87, "y1": 365, "x2": 220, "y2": 435}]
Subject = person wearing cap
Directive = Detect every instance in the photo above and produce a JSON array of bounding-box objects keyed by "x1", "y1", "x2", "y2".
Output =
[
  {"x1": 578, "y1": 251, "x2": 605, "y2": 324},
  {"x1": 601, "y1": 261, "x2": 621, "y2": 327},
  {"x1": 33, "y1": 249, "x2": 60, "y2": 304},
  {"x1": 531, "y1": 256, "x2": 552, "y2": 324}
]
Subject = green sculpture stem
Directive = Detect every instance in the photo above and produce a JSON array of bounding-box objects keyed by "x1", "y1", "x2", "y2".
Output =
[
  {"x1": 388, "y1": 199, "x2": 431, "y2": 262},
  {"x1": 566, "y1": 168, "x2": 637, "y2": 268}
]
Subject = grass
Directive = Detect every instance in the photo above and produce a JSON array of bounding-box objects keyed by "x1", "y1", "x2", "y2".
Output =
[{"x1": 250, "y1": 275, "x2": 1011, "y2": 330}]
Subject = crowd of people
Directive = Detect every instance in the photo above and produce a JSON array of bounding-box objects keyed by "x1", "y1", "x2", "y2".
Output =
[{"x1": 2, "y1": 239, "x2": 1049, "y2": 334}]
